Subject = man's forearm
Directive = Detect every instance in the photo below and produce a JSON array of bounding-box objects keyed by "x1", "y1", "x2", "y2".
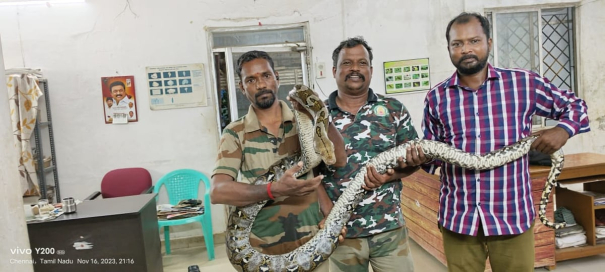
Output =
[
  {"x1": 316, "y1": 185, "x2": 334, "y2": 217},
  {"x1": 211, "y1": 176, "x2": 273, "y2": 206}
]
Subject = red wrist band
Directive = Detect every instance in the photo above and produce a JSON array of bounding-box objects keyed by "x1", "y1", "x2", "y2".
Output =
[{"x1": 267, "y1": 183, "x2": 275, "y2": 200}]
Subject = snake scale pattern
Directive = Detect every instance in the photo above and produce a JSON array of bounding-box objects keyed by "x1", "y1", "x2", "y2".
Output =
[{"x1": 226, "y1": 85, "x2": 565, "y2": 272}]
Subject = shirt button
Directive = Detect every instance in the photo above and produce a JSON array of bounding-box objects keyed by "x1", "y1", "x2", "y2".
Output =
[
  {"x1": 477, "y1": 179, "x2": 480, "y2": 182},
  {"x1": 477, "y1": 134, "x2": 481, "y2": 138},
  {"x1": 477, "y1": 203, "x2": 481, "y2": 206},
  {"x1": 476, "y1": 112, "x2": 479, "y2": 116}
]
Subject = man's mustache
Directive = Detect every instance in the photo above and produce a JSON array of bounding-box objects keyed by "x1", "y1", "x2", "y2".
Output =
[
  {"x1": 459, "y1": 55, "x2": 479, "y2": 64},
  {"x1": 255, "y1": 89, "x2": 274, "y2": 99},
  {"x1": 345, "y1": 73, "x2": 365, "y2": 81}
]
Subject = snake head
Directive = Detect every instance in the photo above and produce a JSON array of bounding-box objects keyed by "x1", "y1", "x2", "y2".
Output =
[
  {"x1": 288, "y1": 85, "x2": 314, "y2": 104},
  {"x1": 288, "y1": 85, "x2": 313, "y2": 116}
]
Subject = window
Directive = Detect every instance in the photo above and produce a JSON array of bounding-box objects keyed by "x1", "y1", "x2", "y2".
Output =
[
  {"x1": 208, "y1": 24, "x2": 311, "y2": 132},
  {"x1": 486, "y1": 7, "x2": 576, "y2": 128}
]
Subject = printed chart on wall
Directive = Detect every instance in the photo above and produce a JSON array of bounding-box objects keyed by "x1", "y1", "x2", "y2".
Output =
[
  {"x1": 146, "y1": 63, "x2": 207, "y2": 110},
  {"x1": 384, "y1": 58, "x2": 431, "y2": 94},
  {"x1": 101, "y1": 76, "x2": 138, "y2": 124}
]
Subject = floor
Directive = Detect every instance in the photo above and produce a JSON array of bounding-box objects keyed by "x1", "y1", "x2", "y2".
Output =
[{"x1": 162, "y1": 239, "x2": 605, "y2": 272}]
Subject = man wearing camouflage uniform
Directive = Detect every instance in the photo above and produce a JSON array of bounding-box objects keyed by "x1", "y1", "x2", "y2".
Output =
[
  {"x1": 211, "y1": 50, "x2": 345, "y2": 271},
  {"x1": 320, "y1": 37, "x2": 423, "y2": 272}
]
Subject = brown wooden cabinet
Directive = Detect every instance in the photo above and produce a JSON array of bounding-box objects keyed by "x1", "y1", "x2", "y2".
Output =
[
  {"x1": 401, "y1": 153, "x2": 605, "y2": 271},
  {"x1": 536, "y1": 153, "x2": 605, "y2": 263}
]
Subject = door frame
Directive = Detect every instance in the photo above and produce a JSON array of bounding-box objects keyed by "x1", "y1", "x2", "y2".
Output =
[{"x1": 206, "y1": 23, "x2": 312, "y2": 134}]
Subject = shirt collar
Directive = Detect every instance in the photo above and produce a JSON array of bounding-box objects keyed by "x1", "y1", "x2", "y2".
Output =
[
  {"x1": 244, "y1": 100, "x2": 294, "y2": 133},
  {"x1": 446, "y1": 63, "x2": 500, "y2": 89},
  {"x1": 328, "y1": 88, "x2": 378, "y2": 110}
]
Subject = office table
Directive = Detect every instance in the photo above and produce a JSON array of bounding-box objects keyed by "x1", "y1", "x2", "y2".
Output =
[{"x1": 27, "y1": 194, "x2": 162, "y2": 272}]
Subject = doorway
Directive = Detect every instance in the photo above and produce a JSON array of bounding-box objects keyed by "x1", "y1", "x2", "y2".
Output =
[{"x1": 209, "y1": 24, "x2": 310, "y2": 132}]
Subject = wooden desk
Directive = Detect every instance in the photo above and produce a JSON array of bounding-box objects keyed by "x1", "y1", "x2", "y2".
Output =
[
  {"x1": 545, "y1": 153, "x2": 605, "y2": 263},
  {"x1": 27, "y1": 194, "x2": 162, "y2": 272},
  {"x1": 528, "y1": 152, "x2": 605, "y2": 183},
  {"x1": 401, "y1": 153, "x2": 605, "y2": 271}
]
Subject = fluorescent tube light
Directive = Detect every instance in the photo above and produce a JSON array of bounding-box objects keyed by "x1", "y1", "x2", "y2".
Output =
[{"x1": 0, "y1": 0, "x2": 86, "y2": 6}]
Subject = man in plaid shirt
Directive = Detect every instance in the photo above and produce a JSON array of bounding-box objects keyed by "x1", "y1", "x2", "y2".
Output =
[{"x1": 416, "y1": 12, "x2": 590, "y2": 272}]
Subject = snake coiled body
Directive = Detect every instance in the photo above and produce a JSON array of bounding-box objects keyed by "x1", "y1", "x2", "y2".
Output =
[{"x1": 225, "y1": 85, "x2": 565, "y2": 272}]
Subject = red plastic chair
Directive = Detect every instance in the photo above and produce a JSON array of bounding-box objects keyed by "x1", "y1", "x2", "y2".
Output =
[{"x1": 85, "y1": 168, "x2": 153, "y2": 200}]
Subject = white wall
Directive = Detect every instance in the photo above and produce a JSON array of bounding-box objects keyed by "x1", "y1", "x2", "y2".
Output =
[
  {"x1": 0, "y1": 0, "x2": 603, "y2": 239},
  {"x1": 0, "y1": 36, "x2": 34, "y2": 272},
  {"x1": 575, "y1": 0, "x2": 605, "y2": 153}
]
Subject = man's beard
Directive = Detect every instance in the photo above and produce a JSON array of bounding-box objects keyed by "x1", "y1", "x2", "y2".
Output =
[
  {"x1": 455, "y1": 53, "x2": 489, "y2": 75},
  {"x1": 254, "y1": 89, "x2": 276, "y2": 109}
]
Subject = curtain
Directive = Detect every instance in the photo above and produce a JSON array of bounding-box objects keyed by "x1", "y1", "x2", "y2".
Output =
[{"x1": 6, "y1": 74, "x2": 43, "y2": 196}]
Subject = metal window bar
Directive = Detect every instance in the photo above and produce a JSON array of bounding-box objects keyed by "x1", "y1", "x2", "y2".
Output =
[
  {"x1": 541, "y1": 7, "x2": 576, "y2": 92},
  {"x1": 209, "y1": 24, "x2": 311, "y2": 133},
  {"x1": 490, "y1": 11, "x2": 542, "y2": 126},
  {"x1": 487, "y1": 7, "x2": 576, "y2": 128},
  {"x1": 495, "y1": 12, "x2": 541, "y2": 73}
]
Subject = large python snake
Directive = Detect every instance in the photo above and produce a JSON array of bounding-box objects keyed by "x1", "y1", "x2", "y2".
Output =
[{"x1": 226, "y1": 85, "x2": 565, "y2": 272}]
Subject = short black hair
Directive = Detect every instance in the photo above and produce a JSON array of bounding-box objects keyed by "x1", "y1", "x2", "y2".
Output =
[
  {"x1": 236, "y1": 50, "x2": 275, "y2": 81},
  {"x1": 106, "y1": 97, "x2": 112, "y2": 102},
  {"x1": 109, "y1": 81, "x2": 125, "y2": 91},
  {"x1": 446, "y1": 12, "x2": 491, "y2": 44},
  {"x1": 332, "y1": 36, "x2": 373, "y2": 68}
]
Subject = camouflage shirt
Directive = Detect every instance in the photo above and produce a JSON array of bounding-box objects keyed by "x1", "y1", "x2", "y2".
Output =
[
  {"x1": 321, "y1": 89, "x2": 419, "y2": 238},
  {"x1": 212, "y1": 101, "x2": 322, "y2": 254}
]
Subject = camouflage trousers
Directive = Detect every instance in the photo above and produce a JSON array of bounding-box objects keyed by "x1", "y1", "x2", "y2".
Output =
[{"x1": 329, "y1": 226, "x2": 414, "y2": 272}]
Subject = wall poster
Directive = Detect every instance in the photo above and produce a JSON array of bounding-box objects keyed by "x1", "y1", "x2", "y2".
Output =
[
  {"x1": 101, "y1": 75, "x2": 138, "y2": 124},
  {"x1": 146, "y1": 63, "x2": 207, "y2": 110},
  {"x1": 384, "y1": 58, "x2": 431, "y2": 94}
]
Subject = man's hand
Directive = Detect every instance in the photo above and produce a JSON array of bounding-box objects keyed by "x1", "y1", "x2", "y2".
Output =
[
  {"x1": 272, "y1": 162, "x2": 323, "y2": 198},
  {"x1": 318, "y1": 218, "x2": 347, "y2": 243},
  {"x1": 403, "y1": 144, "x2": 428, "y2": 167},
  {"x1": 362, "y1": 144, "x2": 428, "y2": 190},
  {"x1": 363, "y1": 165, "x2": 395, "y2": 190},
  {"x1": 531, "y1": 127, "x2": 570, "y2": 154}
]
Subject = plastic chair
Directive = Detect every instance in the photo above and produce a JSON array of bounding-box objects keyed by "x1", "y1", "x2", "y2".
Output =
[
  {"x1": 153, "y1": 169, "x2": 214, "y2": 260},
  {"x1": 85, "y1": 168, "x2": 153, "y2": 200}
]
